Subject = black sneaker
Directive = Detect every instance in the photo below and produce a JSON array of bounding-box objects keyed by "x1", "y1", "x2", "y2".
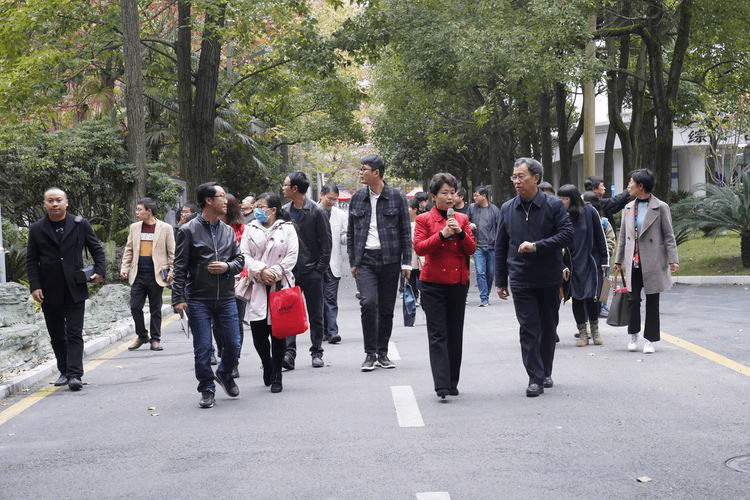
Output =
[
  {"x1": 312, "y1": 354, "x2": 324, "y2": 368},
  {"x1": 328, "y1": 334, "x2": 341, "y2": 344},
  {"x1": 68, "y1": 377, "x2": 83, "y2": 391},
  {"x1": 199, "y1": 391, "x2": 215, "y2": 408},
  {"x1": 270, "y1": 375, "x2": 282, "y2": 393},
  {"x1": 53, "y1": 374, "x2": 69, "y2": 386},
  {"x1": 214, "y1": 373, "x2": 239, "y2": 397},
  {"x1": 361, "y1": 354, "x2": 377, "y2": 372},
  {"x1": 375, "y1": 354, "x2": 396, "y2": 369},
  {"x1": 282, "y1": 353, "x2": 295, "y2": 371}
]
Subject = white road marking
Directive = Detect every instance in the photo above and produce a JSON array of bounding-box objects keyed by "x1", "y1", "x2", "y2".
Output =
[
  {"x1": 391, "y1": 385, "x2": 424, "y2": 427},
  {"x1": 388, "y1": 341, "x2": 401, "y2": 360},
  {"x1": 416, "y1": 493, "x2": 451, "y2": 500}
]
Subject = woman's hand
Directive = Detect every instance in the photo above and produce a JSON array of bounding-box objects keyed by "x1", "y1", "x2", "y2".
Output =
[
  {"x1": 562, "y1": 268, "x2": 570, "y2": 281},
  {"x1": 441, "y1": 217, "x2": 461, "y2": 238},
  {"x1": 260, "y1": 267, "x2": 276, "y2": 286},
  {"x1": 612, "y1": 263, "x2": 621, "y2": 274}
]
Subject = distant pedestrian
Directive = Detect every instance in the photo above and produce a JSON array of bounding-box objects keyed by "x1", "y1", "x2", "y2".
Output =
[
  {"x1": 538, "y1": 181, "x2": 555, "y2": 195},
  {"x1": 612, "y1": 169, "x2": 679, "y2": 354},
  {"x1": 348, "y1": 154, "x2": 412, "y2": 371},
  {"x1": 121, "y1": 197, "x2": 175, "y2": 352},
  {"x1": 282, "y1": 171, "x2": 332, "y2": 369},
  {"x1": 241, "y1": 195, "x2": 255, "y2": 224},
  {"x1": 557, "y1": 185, "x2": 609, "y2": 347},
  {"x1": 320, "y1": 183, "x2": 348, "y2": 344},
  {"x1": 468, "y1": 185, "x2": 501, "y2": 307},
  {"x1": 414, "y1": 173, "x2": 476, "y2": 399},
  {"x1": 27, "y1": 188, "x2": 106, "y2": 391},
  {"x1": 172, "y1": 182, "x2": 244, "y2": 409},
  {"x1": 495, "y1": 158, "x2": 573, "y2": 397}
]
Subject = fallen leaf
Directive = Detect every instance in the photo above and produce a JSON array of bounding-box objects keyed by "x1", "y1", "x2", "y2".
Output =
[
  {"x1": 587, "y1": 352, "x2": 595, "y2": 356},
  {"x1": 150, "y1": 413, "x2": 160, "y2": 417},
  {"x1": 636, "y1": 476, "x2": 652, "y2": 483},
  {"x1": 147, "y1": 406, "x2": 156, "y2": 411}
]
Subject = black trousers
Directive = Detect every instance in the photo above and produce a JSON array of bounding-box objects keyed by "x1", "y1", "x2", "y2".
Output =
[
  {"x1": 420, "y1": 282, "x2": 468, "y2": 392},
  {"x1": 355, "y1": 250, "x2": 401, "y2": 356},
  {"x1": 511, "y1": 285, "x2": 560, "y2": 385},
  {"x1": 285, "y1": 269, "x2": 325, "y2": 358},
  {"x1": 42, "y1": 293, "x2": 86, "y2": 378},
  {"x1": 130, "y1": 269, "x2": 163, "y2": 341},
  {"x1": 628, "y1": 267, "x2": 660, "y2": 341},
  {"x1": 572, "y1": 298, "x2": 598, "y2": 325},
  {"x1": 250, "y1": 320, "x2": 286, "y2": 379}
]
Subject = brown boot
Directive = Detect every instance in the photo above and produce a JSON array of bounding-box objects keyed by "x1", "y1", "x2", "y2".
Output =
[
  {"x1": 590, "y1": 320, "x2": 603, "y2": 345},
  {"x1": 150, "y1": 340, "x2": 163, "y2": 351},
  {"x1": 128, "y1": 336, "x2": 148, "y2": 350},
  {"x1": 575, "y1": 324, "x2": 589, "y2": 347}
]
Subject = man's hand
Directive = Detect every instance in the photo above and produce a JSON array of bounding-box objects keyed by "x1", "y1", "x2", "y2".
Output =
[
  {"x1": 120, "y1": 270, "x2": 128, "y2": 279},
  {"x1": 165, "y1": 274, "x2": 173, "y2": 285},
  {"x1": 31, "y1": 289, "x2": 44, "y2": 303},
  {"x1": 669, "y1": 263, "x2": 680, "y2": 273},
  {"x1": 174, "y1": 302, "x2": 187, "y2": 317},
  {"x1": 497, "y1": 287, "x2": 509, "y2": 300},
  {"x1": 612, "y1": 263, "x2": 621, "y2": 274},
  {"x1": 351, "y1": 267, "x2": 357, "y2": 279},
  {"x1": 518, "y1": 241, "x2": 536, "y2": 253},
  {"x1": 207, "y1": 261, "x2": 228, "y2": 275},
  {"x1": 401, "y1": 269, "x2": 411, "y2": 280},
  {"x1": 562, "y1": 268, "x2": 570, "y2": 281},
  {"x1": 90, "y1": 273, "x2": 103, "y2": 283}
]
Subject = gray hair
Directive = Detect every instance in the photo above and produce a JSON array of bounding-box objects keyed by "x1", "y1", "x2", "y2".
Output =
[{"x1": 514, "y1": 157, "x2": 543, "y2": 184}]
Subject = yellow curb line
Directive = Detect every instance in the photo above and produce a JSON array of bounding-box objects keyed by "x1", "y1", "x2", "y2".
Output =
[
  {"x1": 0, "y1": 314, "x2": 179, "y2": 427},
  {"x1": 662, "y1": 332, "x2": 750, "y2": 378}
]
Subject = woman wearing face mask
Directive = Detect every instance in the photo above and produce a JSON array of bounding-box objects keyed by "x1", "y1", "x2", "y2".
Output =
[{"x1": 238, "y1": 193, "x2": 298, "y2": 393}]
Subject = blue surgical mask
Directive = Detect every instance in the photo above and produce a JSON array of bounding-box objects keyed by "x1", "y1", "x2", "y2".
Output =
[{"x1": 254, "y1": 207, "x2": 269, "y2": 223}]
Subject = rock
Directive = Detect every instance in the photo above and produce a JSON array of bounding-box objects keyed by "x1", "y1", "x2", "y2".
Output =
[
  {"x1": 0, "y1": 282, "x2": 36, "y2": 327},
  {"x1": 83, "y1": 284, "x2": 132, "y2": 338}
]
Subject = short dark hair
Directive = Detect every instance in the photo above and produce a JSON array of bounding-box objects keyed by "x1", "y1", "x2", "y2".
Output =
[
  {"x1": 197, "y1": 182, "x2": 219, "y2": 209},
  {"x1": 256, "y1": 192, "x2": 289, "y2": 221},
  {"x1": 428, "y1": 172, "x2": 458, "y2": 196},
  {"x1": 538, "y1": 181, "x2": 554, "y2": 193},
  {"x1": 138, "y1": 197, "x2": 157, "y2": 216},
  {"x1": 360, "y1": 154, "x2": 385, "y2": 178},
  {"x1": 629, "y1": 168, "x2": 655, "y2": 193},
  {"x1": 183, "y1": 202, "x2": 199, "y2": 214},
  {"x1": 288, "y1": 171, "x2": 310, "y2": 194},
  {"x1": 456, "y1": 186, "x2": 467, "y2": 199},
  {"x1": 557, "y1": 184, "x2": 583, "y2": 217},
  {"x1": 514, "y1": 157, "x2": 543, "y2": 184},
  {"x1": 585, "y1": 176, "x2": 604, "y2": 192},
  {"x1": 475, "y1": 185, "x2": 491, "y2": 199},
  {"x1": 321, "y1": 182, "x2": 339, "y2": 195}
]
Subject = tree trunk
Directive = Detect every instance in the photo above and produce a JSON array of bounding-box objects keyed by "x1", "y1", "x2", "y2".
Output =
[
  {"x1": 176, "y1": 1, "x2": 193, "y2": 195},
  {"x1": 742, "y1": 230, "x2": 750, "y2": 268},
  {"x1": 538, "y1": 90, "x2": 553, "y2": 181},
  {"x1": 120, "y1": 0, "x2": 147, "y2": 216},
  {"x1": 555, "y1": 82, "x2": 572, "y2": 185}
]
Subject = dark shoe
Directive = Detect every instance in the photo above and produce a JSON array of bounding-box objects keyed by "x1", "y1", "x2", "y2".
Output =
[
  {"x1": 232, "y1": 366, "x2": 240, "y2": 379},
  {"x1": 128, "y1": 337, "x2": 148, "y2": 350},
  {"x1": 262, "y1": 365, "x2": 272, "y2": 386},
  {"x1": 214, "y1": 373, "x2": 240, "y2": 397},
  {"x1": 526, "y1": 383, "x2": 544, "y2": 397},
  {"x1": 375, "y1": 354, "x2": 396, "y2": 369},
  {"x1": 360, "y1": 353, "x2": 377, "y2": 372},
  {"x1": 68, "y1": 377, "x2": 83, "y2": 391},
  {"x1": 312, "y1": 354, "x2": 324, "y2": 368},
  {"x1": 210, "y1": 351, "x2": 218, "y2": 366},
  {"x1": 543, "y1": 377, "x2": 554, "y2": 388},
  {"x1": 449, "y1": 388, "x2": 459, "y2": 396},
  {"x1": 150, "y1": 340, "x2": 163, "y2": 351},
  {"x1": 53, "y1": 374, "x2": 69, "y2": 386},
  {"x1": 199, "y1": 391, "x2": 215, "y2": 408},
  {"x1": 436, "y1": 389, "x2": 449, "y2": 400},
  {"x1": 282, "y1": 353, "x2": 295, "y2": 371},
  {"x1": 270, "y1": 375, "x2": 283, "y2": 393},
  {"x1": 328, "y1": 334, "x2": 341, "y2": 344}
]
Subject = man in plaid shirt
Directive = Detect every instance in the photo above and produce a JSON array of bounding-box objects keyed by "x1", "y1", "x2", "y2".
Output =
[{"x1": 348, "y1": 155, "x2": 412, "y2": 371}]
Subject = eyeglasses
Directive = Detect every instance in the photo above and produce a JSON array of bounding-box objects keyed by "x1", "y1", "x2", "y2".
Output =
[
  {"x1": 510, "y1": 174, "x2": 528, "y2": 182},
  {"x1": 360, "y1": 166, "x2": 372, "y2": 172},
  {"x1": 210, "y1": 193, "x2": 226, "y2": 199}
]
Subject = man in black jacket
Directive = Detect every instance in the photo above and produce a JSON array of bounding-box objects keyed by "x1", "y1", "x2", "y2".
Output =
[
  {"x1": 584, "y1": 175, "x2": 631, "y2": 233},
  {"x1": 172, "y1": 182, "x2": 244, "y2": 409},
  {"x1": 495, "y1": 159, "x2": 573, "y2": 397},
  {"x1": 27, "y1": 188, "x2": 106, "y2": 391},
  {"x1": 282, "y1": 172, "x2": 332, "y2": 369}
]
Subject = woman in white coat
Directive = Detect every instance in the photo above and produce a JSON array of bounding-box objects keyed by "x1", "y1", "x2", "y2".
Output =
[
  {"x1": 613, "y1": 169, "x2": 679, "y2": 354},
  {"x1": 239, "y1": 193, "x2": 299, "y2": 393}
]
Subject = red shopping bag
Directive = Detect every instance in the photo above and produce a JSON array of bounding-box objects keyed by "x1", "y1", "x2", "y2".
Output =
[{"x1": 269, "y1": 286, "x2": 309, "y2": 339}]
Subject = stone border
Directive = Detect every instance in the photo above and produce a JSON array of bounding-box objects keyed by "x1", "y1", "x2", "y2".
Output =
[
  {"x1": 673, "y1": 275, "x2": 750, "y2": 285},
  {"x1": 0, "y1": 304, "x2": 172, "y2": 400}
]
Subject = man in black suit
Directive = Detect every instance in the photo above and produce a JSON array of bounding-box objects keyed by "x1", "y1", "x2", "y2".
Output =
[{"x1": 26, "y1": 188, "x2": 106, "y2": 391}]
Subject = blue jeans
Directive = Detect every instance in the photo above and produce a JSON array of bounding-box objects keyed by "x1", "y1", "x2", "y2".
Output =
[
  {"x1": 188, "y1": 298, "x2": 240, "y2": 393},
  {"x1": 474, "y1": 247, "x2": 495, "y2": 302}
]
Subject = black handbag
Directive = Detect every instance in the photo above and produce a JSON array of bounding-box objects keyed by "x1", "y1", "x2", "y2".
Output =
[{"x1": 606, "y1": 270, "x2": 630, "y2": 327}]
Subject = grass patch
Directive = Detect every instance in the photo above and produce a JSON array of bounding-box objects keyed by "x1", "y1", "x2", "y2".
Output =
[{"x1": 677, "y1": 233, "x2": 750, "y2": 275}]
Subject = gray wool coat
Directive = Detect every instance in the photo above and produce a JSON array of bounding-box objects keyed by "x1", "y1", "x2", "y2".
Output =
[{"x1": 615, "y1": 195, "x2": 679, "y2": 295}]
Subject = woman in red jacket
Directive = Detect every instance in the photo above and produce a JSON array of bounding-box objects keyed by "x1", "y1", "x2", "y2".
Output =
[{"x1": 414, "y1": 173, "x2": 477, "y2": 399}]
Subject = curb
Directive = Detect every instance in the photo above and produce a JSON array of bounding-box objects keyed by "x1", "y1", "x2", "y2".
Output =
[
  {"x1": 673, "y1": 276, "x2": 750, "y2": 285},
  {"x1": 0, "y1": 304, "x2": 173, "y2": 400}
]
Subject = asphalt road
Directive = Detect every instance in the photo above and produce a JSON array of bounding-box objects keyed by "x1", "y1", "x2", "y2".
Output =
[{"x1": 0, "y1": 276, "x2": 748, "y2": 499}]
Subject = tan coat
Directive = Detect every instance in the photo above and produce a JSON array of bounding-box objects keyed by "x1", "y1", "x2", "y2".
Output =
[
  {"x1": 615, "y1": 196, "x2": 678, "y2": 295},
  {"x1": 120, "y1": 220, "x2": 175, "y2": 287}
]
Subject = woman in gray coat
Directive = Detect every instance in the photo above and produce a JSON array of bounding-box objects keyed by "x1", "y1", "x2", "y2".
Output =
[{"x1": 613, "y1": 169, "x2": 679, "y2": 354}]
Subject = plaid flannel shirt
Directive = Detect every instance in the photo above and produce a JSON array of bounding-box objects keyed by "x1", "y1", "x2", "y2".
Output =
[{"x1": 347, "y1": 183, "x2": 412, "y2": 268}]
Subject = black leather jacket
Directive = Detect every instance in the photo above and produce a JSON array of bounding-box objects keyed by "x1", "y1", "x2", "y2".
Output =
[
  {"x1": 282, "y1": 198, "x2": 332, "y2": 275},
  {"x1": 171, "y1": 214, "x2": 244, "y2": 305}
]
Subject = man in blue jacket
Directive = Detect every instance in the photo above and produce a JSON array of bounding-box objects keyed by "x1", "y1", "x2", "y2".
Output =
[
  {"x1": 172, "y1": 182, "x2": 244, "y2": 409},
  {"x1": 495, "y1": 159, "x2": 573, "y2": 397}
]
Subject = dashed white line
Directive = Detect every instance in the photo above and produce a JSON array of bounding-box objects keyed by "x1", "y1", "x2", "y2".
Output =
[
  {"x1": 390, "y1": 385, "x2": 424, "y2": 427},
  {"x1": 416, "y1": 492, "x2": 451, "y2": 500},
  {"x1": 388, "y1": 341, "x2": 401, "y2": 360}
]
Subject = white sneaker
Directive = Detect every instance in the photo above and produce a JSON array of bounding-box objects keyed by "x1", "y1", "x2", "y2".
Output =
[
  {"x1": 627, "y1": 334, "x2": 638, "y2": 352},
  {"x1": 643, "y1": 339, "x2": 655, "y2": 354}
]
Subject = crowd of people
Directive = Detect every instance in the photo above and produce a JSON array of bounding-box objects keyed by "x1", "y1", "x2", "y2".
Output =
[{"x1": 26, "y1": 155, "x2": 679, "y2": 406}]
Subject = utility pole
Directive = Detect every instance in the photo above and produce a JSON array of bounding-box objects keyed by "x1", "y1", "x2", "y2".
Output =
[{"x1": 582, "y1": 13, "x2": 597, "y2": 181}]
